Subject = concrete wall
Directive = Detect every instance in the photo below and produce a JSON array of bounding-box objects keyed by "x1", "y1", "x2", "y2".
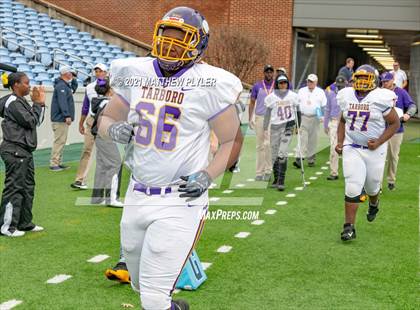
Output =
[{"x1": 0, "y1": 86, "x2": 85, "y2": 149}]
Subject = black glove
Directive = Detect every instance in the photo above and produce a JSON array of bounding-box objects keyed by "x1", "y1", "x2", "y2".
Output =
[
  {"x1": 108, "y1": 121, "x2": 134, "y2": 144},
  {"x1": 179, "y1": 170, "x2": 212, "y2": 198}
]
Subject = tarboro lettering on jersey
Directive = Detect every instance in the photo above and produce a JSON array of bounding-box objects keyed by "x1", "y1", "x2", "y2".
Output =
[{"x1": 140, "y1": 86, "x2": 185, "y2": 105}]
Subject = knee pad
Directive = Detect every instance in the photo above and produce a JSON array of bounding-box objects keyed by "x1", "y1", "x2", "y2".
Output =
[
  {"x1": 345, "y1": 195, "x2": 361, "y2": 203},
  {"x1": 140, "y1": 290, "x2": 171, "y2": 310}
]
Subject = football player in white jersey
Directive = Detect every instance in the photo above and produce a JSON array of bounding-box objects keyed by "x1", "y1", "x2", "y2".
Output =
[
  {"x1": 336, "y1": 65, "x2": 400, "y2": 241},
  {"x1": 263, "y1": 74, "x2": 300, "y2": 190},
  {"x1": 98, "y1": 7, "x2": 243, "y2": 310}
]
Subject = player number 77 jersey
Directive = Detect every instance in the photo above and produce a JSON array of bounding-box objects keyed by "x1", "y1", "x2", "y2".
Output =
[{"x1": 337, "y1": 87, "x2": 396, "y2": 146}]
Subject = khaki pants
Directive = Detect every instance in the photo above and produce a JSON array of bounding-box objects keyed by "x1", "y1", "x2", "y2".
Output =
[
  {"x1": 75, "y1": 116, "x2": 95, "y2": 183},
  {"x1": 386, "y1": 132, "x2": 403, "y2": 184},
  {"x1": 255, "y1": 115, "x2": 271, "y2": 176},
  {"x1": 328, "y1": 119, "x2": 339, "y2": 176},
  {"x1": 296, "y1": 115, "x2": 319, "y2": 161},
  {"x1": 50, "y1": 122, "x2": 69, "y2": 167}
]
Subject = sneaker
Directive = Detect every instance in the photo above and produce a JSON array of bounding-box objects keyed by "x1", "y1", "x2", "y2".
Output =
[
  {"x1": 2, "y1": 230, "x2": 26, "y2": 237},
  {"x1": 49, "y1": 166, "x2": 63, "y2": 172},
  {"x1": 172, "y1": 299, "x2": 190, "y2": 310},
  {"x1": 71, "y1": 181, "x2": 88, "y2": 190},
  {"x1": 367, "y1": 201, "x2": 379, "y2": 222},
  {"x1": 105, "y1": 262, "x2": 130, "y2": 283},
  {"x1": 327, "y1": 175, "x2": 339, "y2": 181},
  {"x1": 263, "y1": 173, "x2": 271, "y2": 181},
  {"x1": 59, "y1": 164, "x2": 70, "y2": 170},
  {"x1": 340, "y1": 223, "x2": 356, "y2": 241},
  {"x1": 255, "y1": 175, "x2": 263, "y2": 181},
  {"x1": 387, "y1": 183, "x2": 395, "y2": 191},
  {"x1": 29, "y1": 225, "x2": 44, "y2": 232},
  {"x1": 108, "y1": 200, "x2": 124, "y2": 208}
]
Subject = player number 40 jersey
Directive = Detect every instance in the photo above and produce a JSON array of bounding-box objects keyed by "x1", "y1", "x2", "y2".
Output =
[
  {"x1": 264, "y1": 90, "x2": 299, "y2": 125},
  {"x1": 337, "y1": 87, "x2": 396, "y2": 146},
  {"x1": 110, "y1": 57, "x2": 243, "y2": 186}
]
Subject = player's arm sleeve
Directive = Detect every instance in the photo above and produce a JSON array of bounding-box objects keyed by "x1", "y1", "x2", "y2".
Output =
[
  {"x1": 109, "y1": 59, "x2": 131, "y2": 106},
  {"x1": 207, "y1": 73, "x2": 243, "y2": 121}
]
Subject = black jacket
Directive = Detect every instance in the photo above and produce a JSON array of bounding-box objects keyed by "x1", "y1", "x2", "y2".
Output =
[
  {"x1": 0, "y1": 93, "x2": 44, "y2": 154},
  {"x1": 51, "y1": 78, "x2": 75, "y2": 122}
]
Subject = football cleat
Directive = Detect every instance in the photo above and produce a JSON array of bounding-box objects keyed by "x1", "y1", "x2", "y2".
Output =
[
  {"x1": 105, "y1": 262, "x2": 130, "y2": 284},
  {"x1": 341, "y1": 223, "x2": 356, "y2": 241},
  {"x1": 366, "y1": 200, "x2": 379, "y2": 222}
]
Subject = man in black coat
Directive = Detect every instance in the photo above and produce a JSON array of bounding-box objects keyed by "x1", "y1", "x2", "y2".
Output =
[{"x1": 0, "y1": 72, "x2": 46, "y2": 237}]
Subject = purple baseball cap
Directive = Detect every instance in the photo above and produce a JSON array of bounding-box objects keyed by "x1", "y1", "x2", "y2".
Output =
[{"x1": 380, "y1": 72, "x2": 394, "y2": 81}]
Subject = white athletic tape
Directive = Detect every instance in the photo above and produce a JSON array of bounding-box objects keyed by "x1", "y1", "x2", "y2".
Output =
[
  {"x1": 46, "y1": 274, "x2": 72, "y2": 284},
  {"x1": 87, "y1": 254, "x2": 110, "y2": 263},
  {"x1": 286, "y1": 193, "x2": 296, "y2": 198},
  {"x1": 265, "y1": 210, "x2": 277, "y2": 215},
  {"x1": 276, "y1": 201, "x2": 288, "y2": 206},
  {"x1": 235, "y1": 232, "x2": 250, "y2": 238},
  {"x1": 251, "y1": 220, "x2": 265, "y2": 225},
  {"x1": 222, "y1": 190, "x2": 233, "y2": 194},
  {"x1": 217, "y1": 245, "x2": 232, "y2": 253},
  {"x1": 0, "y1": 299, "x2": 23, "y2": 310}
]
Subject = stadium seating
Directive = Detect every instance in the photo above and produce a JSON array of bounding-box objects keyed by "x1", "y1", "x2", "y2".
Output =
[{"x1": 0, "y1": 0, "x2": 137, "y2": 86}]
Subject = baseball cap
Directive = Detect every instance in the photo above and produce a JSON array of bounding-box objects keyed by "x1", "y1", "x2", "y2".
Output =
[
  {"x1": 335, "y1": 75, "x2": 346, "y2": 86},
  {"x1": 277, "y1": 75, "x2": 288, "y2": 83},
  {"x1": 276, "y1": 67, "x2": 287, "y2": 74},
  {"x1": 94, "y1": 63, "x2": 108, "y2": 71},
  {"x1": 380, "y1": 71, "x2": 394, "y2": 81},
  {"x1": 307, "y1": 74, "x2": 318, "y2": 82},
  {"x1": 264, "y1": 64, "x2": 274, "y2": 72},
  {"x1": 59, "y1": 65, "x2": 72, "y2": 75}
]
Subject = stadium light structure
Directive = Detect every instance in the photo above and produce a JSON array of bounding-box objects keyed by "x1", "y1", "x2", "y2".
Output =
[
  {"x1": 353, "y1": 39, "x2": 384, "y2": 44},
  {"x1": 346, "y1": 34, "x2": 382, "y2": 39}
]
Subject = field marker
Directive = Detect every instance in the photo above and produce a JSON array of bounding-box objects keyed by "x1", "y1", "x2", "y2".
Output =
[
  {"x1": 46, "y1": 274, "x2": 72, "y2": 284},
  {"x1": 217, "y1": 245, "x2": 232, "y2": 253},
  {"x1": 222, "y1": 190, "x2": 233, "y2": 194},
  {"x1": 265, "y1": 209, "x2": 277, "y2": 215},
  {"x1": 0, "y1": 299, "x2": 23, "y2": 310},
  {"x1": 246, "y1": 178, "x2": 254, "y2": 182},
  {"x1": 286, "y1": 193, "x2": 296, "y2": 198},
  {"x1": 235, "y1": 232, "x2": 250, "y2": 238},
  {"x1": 251, "y1": 220, "x2": 265, "y2": 225},
  {"x1": 87, "y1": 254, "x2": 109, "y2": 263},
  {"x1": 209, "y1": 197, "x2": 220, "y2": 202},
  {"x1": 235, "y1": 184, "x2": 245, "y2": 187},
  {"x1": 276, "y1": 201, "x2": 288, "y2": 206},
  {"x1": 201, "y1": 262, "x2": 212, "y2": 270},
  {"x1": 309, "y1": 176, "x2": 317, "y2": 180},
  {"x1": 316, "y1": 172, "x2": 323, "y2": 175},
  {"x1": 321, "y1": 166, "x2": 328, "y2": 170},
  {"x1": 304, "y1": 181, "x2": 311, "y2": 185},
  {"x1": 295, "y1": 187, "x2": 303, "y2": 191}
]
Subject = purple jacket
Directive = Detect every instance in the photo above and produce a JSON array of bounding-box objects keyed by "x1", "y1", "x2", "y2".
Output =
[
  {"x1": 324, "y1": 89, "x2": 341, "y2": 129},
  {"x1": 393, "y1": 87, "x2": 414, "y2": 133}
]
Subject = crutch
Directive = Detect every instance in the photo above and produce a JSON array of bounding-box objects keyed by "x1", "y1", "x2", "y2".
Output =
[{"x1": 292, "y1": 105, "x2": 306, "y2": 188}]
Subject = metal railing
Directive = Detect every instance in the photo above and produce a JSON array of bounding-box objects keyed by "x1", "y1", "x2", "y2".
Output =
[
  {"x1": 0, "y1": 27, "x2": 39, "y2": 60},
  {"x1": 52, "y1": 48, "x2": 94, "y2": 79}
]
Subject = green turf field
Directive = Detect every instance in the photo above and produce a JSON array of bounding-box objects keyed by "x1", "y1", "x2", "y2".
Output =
[{"x1": 0, "y1": 122, "x2": 419, "y2": 309}]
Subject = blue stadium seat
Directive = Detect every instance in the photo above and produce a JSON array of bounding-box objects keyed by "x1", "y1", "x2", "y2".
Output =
[
  {"x1": 22, "y1": 45, "x2": 36, "y2": 59},
  {"x1": 87, "y1": 46, "x2": 98, "y2": 52},
  {"x1": 18, "y1": 64, "x2": 31, "y2": 72},
  {"x1": 41, "y1": 79, "x2": 53, "y2": 86},
  {"x1": 39, "y1": 53, "x2": 52, "y2": 66},
  {"x1": 6, "y1": 39, "x2": 19, "y2": 52},
  {"x1": 0, "y1": 56, "x2": 12, "y2": 63},
  {"x1": 0, "y1": 49, "x2": 9, "y2": 56},
  {"x1": 36, "y1": 72, "x2": 50, "y2": 80},
  {"x1": 81, "y1": 56, "x2": 94, "y2": 63}
]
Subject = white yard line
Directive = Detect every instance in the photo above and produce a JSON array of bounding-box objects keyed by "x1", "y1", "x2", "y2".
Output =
[
  {"x1": 309, "y1": 177, "x2": 317, "y2": 180},
  {"x1": 251, "y1": 220, "x2": 265, "y2": 225},
  {"x1": 201, "y1": 262, "x2": 212, "y2": 270},
  {"x1": 46, "y1": 274, "x2": 72, "y2": 284},
  {"x1": 295, "y1": 187, "x2": 303, "y2": 191},
  {"x1": 316, "y1": 172, "x2": 323, "y2": 175},
  {"x1": 321, "y1": 166, "x2": 328, "y2": 170},
  {"x1": 265, "y1": 209, "x2": 277, "y2": 215},
  {"x1": 87, "y1": 254, "x2": 109, "y2": 263},
  {"x1": 235, "y1": 232, "x2": 250, "y2": 238},
  {"x1": 276, "y1": 201, "x2": 288, "y2": 206},
  {"x1": 286, "y1": 193, "x2": 296, "y2": 198},
  {"x1": 0, "y1": 300, "x2": 23, "y2": 310},
  {"x1": 217, "y1": 245, "x2": 232, "y2": 253},
  {"x1": 222, "y1": 190, "x2": 234, "y2": 194},
  {"x1": 235, "y1": 184, "x2": 245, "y2": 187},
  {"x1": 209, "y1": 197, "x2": 220, "y2": 202}
]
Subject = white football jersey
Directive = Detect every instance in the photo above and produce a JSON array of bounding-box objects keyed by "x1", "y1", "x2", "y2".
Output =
[
  {"x1": 110, "y1": 57, "x2": 243, "y2": 186},
  {"x1": 264, "y1": 90, "x2": 299, "y2": 125},
  {"x1": 337, "y1": 87, "x2": 396, "y2": 146}
]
